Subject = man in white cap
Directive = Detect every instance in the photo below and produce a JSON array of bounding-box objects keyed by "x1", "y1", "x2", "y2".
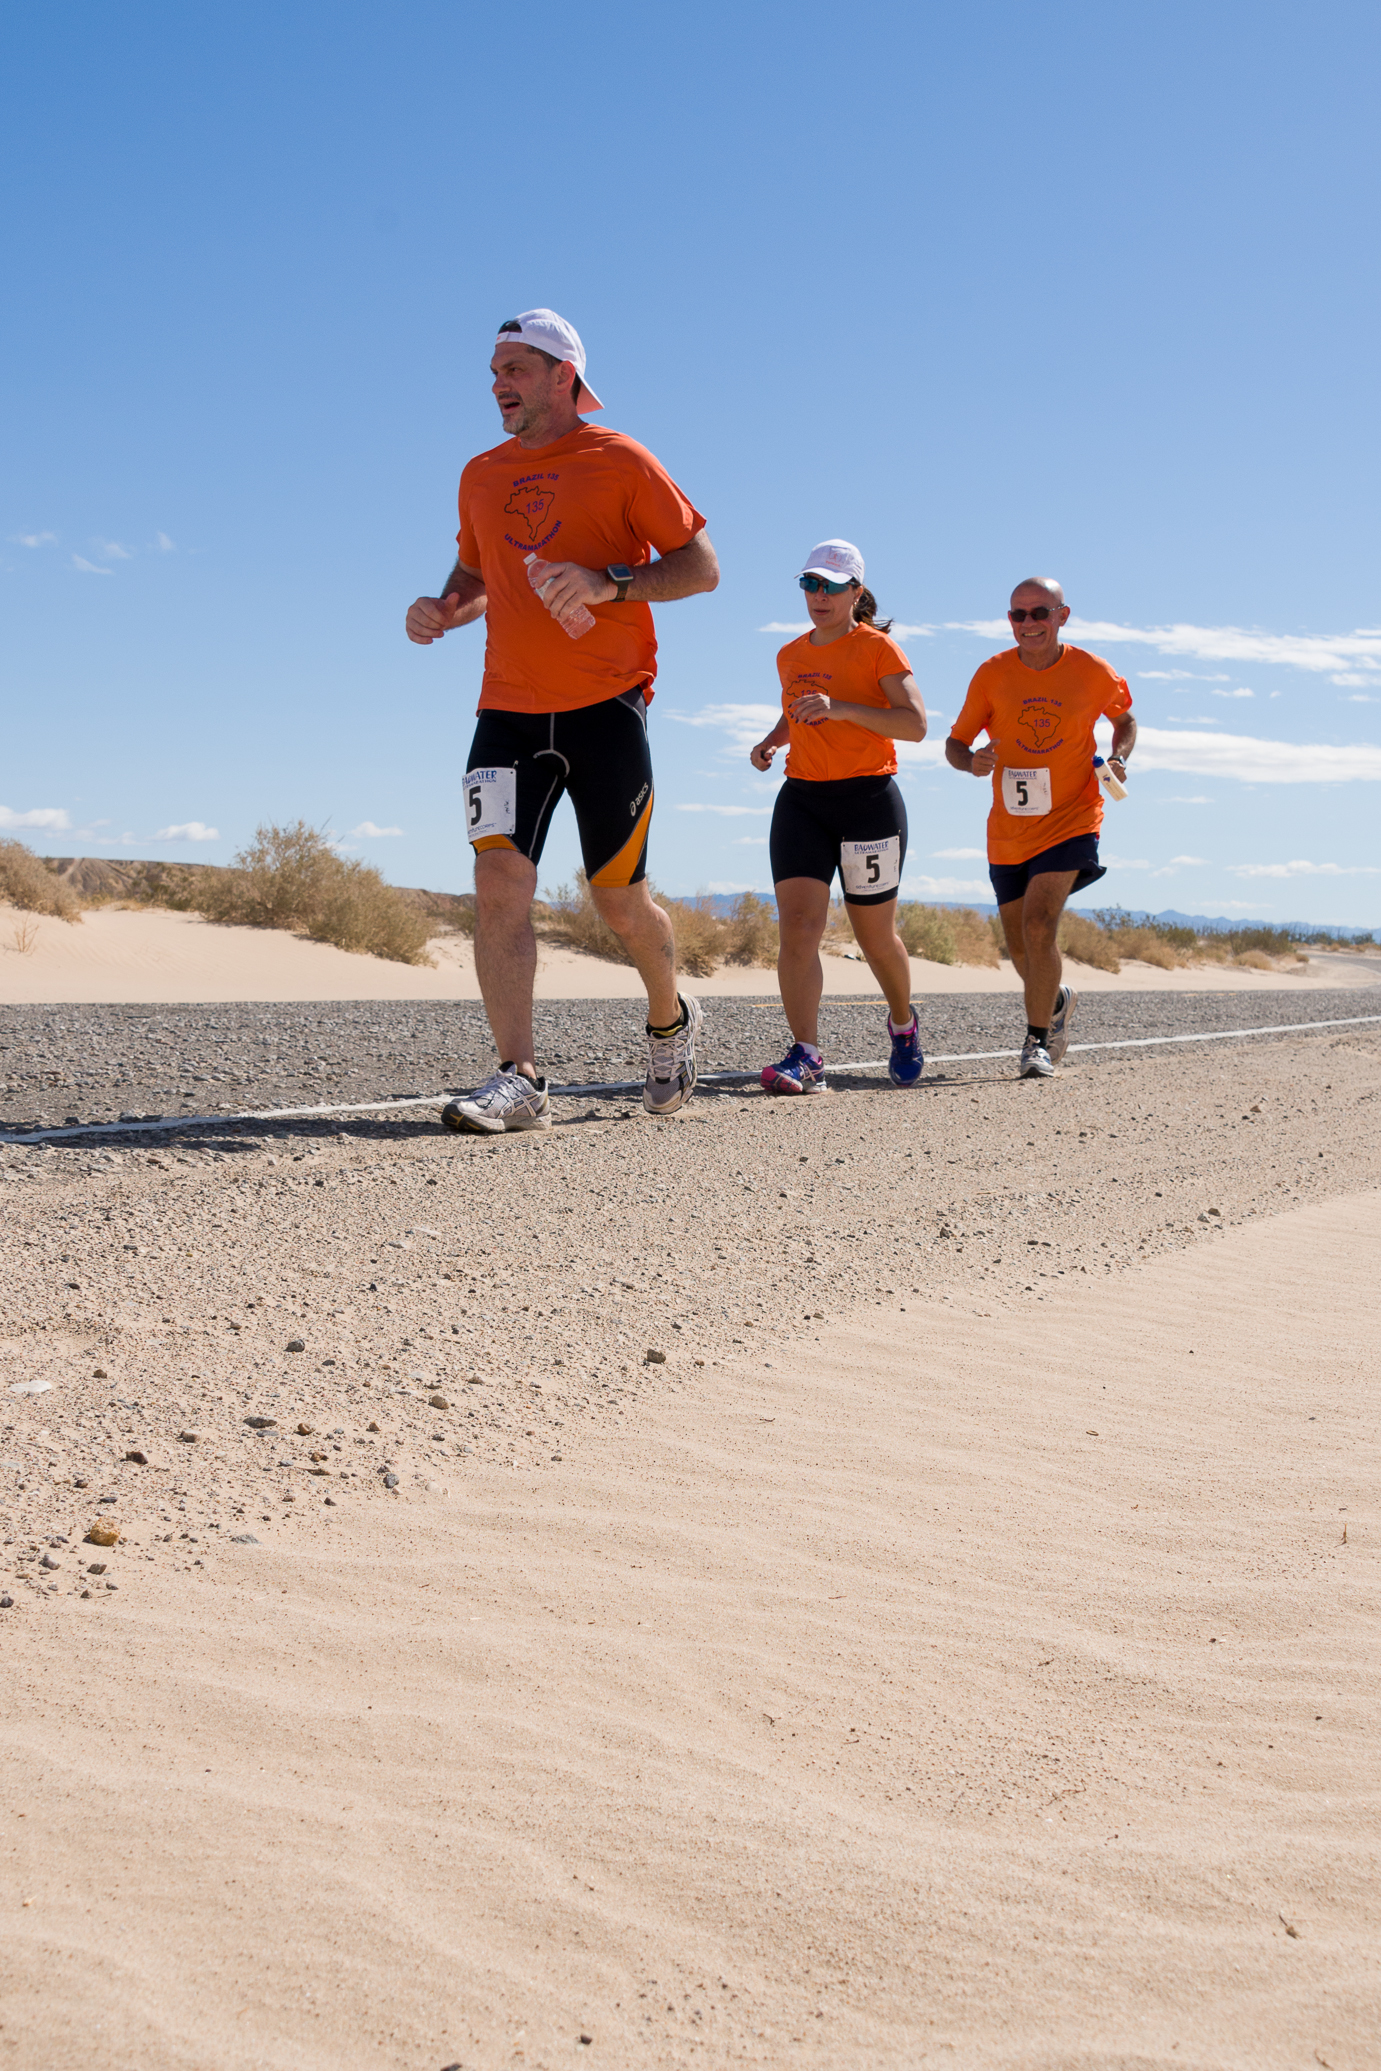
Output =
[{"x1": 406, "y1": 309, "x2": 719, "y2": 1132}]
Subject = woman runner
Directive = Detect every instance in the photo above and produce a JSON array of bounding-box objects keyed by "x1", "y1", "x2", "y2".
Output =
[{"x1": 749, "y1": 539, "x2": 928, "y2": 1094}]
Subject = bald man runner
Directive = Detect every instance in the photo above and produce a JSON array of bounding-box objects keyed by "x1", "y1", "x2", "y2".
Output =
[
  {"x1": 946, "y1": 579, "x2": 1136, "y2": 1077},
  {"x1": 406, "y1": 309, "x2": 719, "y2": 1130}
]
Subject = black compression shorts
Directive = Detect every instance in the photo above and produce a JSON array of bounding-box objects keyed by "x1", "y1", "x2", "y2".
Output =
[
  {"x1": 769, "y1": 774, "x2": 909, "y2": 906},
  {"x1": 463, "y1": 685, "x2": 653, "y2": 888}
]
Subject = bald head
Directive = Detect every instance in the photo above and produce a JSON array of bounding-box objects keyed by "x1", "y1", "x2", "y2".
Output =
[{"x1": 1010, "y1": 577, "x2": 1065, "y2": 608}]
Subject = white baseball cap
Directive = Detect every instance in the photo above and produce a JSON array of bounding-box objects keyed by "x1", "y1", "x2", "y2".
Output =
[
  {"x1": 493, "y1": 309, "x2": 604, "y2": 413},
  {"x1": 799, "y1": 539, "x2": 864, "y2": 584}
]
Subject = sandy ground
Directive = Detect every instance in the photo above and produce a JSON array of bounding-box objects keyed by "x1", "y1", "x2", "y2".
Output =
[
  {"x1": 1, "y1": 1024, "x2": 1379, "y2": 2067},
  {"x1": 2, "y1": 901, "x2": 1377, "y2": 1004}
]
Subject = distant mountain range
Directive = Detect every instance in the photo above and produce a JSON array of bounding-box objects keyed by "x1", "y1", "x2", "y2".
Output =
[{"x1": 694, "y1": 890, "x2": 1376, "y2": 938}]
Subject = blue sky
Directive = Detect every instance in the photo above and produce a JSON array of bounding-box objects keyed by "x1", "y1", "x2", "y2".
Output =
[{"x1": 3, "y1": 1, "x2": 1379, "y2": 925}]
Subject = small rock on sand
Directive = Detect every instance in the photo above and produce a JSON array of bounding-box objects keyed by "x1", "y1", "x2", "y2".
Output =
[
  {"x1": 285, "y1": 1338, "x2": 306, "y2": 1352},
  {"x1": 428, "y1": 1392, "x2": 450, "y2": 1410},
  {"x1": 230, "y1": 1533, "x2": 260, "y2": 1545},
  {"x1": 644, "y1": 1348, "x2": 667, "y2": 1365},
  {"x1": 87, "y1": 1521, "x2": 121, "y2": 1546}
]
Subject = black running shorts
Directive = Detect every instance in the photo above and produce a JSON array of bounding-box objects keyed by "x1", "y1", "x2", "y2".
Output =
[
  {"x1": 988, "y1": 833, "x2": 1106, "y2": 906},
  {"x1": 463, "y1": 685, "x2": 654, "y2": 888},
  {"x1": 769, "y1": 774, "x2": 909, "y2": 907}
]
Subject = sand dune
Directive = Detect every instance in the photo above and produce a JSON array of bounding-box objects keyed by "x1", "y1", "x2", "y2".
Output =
[
  {"x1": 2, "y1": 1051, "x2": 1377, "y2": 2067},
  {"x1": 2, "y1": 901, "x2": 1373, "y2": 1004}
]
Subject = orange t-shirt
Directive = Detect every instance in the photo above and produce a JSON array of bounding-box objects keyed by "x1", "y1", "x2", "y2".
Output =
[
  {"x1": 457, "y1": 423, "x2": 705, "y2": 714},
  {"x1": 776, "y1": 623, "x2": 913, "y2": 782},
  {"x1": 949, "y1": 644, "x2": 1133, "y2": 864}
]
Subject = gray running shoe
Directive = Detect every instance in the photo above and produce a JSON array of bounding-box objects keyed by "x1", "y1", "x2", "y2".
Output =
[
  {"x1": 442, "y1": 1065, "x2": 551, "y2": 1135},
  {"x1": 644, "y1": 994, "x2": 703, "y2": 1116},
  {"x1": 1019, "y1": 1036, "x2": 1055, "y2": 1079},
  {"x1": 1047, "y1": 984, "x2": 1078, "y2": 1067}
]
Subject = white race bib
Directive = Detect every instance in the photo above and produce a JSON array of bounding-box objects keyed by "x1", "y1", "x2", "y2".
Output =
[
  {"x1": 463, "y1": 766, "x2": 517, "y2": 844},
  {"x1": 840, "y1": 835, "x2": 901, "y2": 897},
  {"x1": 1001, "y1": 766, "x2": 1052, "y2": 817}
]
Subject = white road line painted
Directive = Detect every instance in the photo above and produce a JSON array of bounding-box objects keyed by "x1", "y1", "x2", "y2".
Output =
[{"x1": 3, "y1": 1012, "x2": 1379, "y2": 1146}]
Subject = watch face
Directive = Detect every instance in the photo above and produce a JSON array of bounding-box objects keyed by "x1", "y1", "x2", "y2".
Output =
[{"x1": 609, "y1": 564, "x2": 633, "y2": 583}]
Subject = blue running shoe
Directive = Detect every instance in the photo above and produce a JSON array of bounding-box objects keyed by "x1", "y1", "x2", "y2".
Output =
[
  {"x1": 887, "y1": 1012, "x2": 924, "y2": 1087},
  {"x1": 761, "y1": 1043, "x2": 827, "y2": 1095}
]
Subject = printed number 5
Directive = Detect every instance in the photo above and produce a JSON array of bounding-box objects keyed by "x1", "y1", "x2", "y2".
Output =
[
  {"x1": 467, "y1": 785, "x2": 483, "y2": 830},
  {"x1": 866, "y1": 853, "x2": 881, "y2": 884},
  {"x1": 1015, "y1": 779, "x2": 1029, "y2": 808}
]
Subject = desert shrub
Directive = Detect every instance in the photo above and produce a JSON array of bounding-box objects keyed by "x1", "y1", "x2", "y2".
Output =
[
  {"x1": 1058, "y1": 910, "x2": 1121, "y2": 972},
  {"x1": 722, "y1": 892, "x2": 779, "y2": 967},
  {"x1": 0, "y1": 840, "x2": 81, "y2": 921},
  {"x1": 662, "y1": 895, "x2": 728, "y2": 978},
  {"x1": 949, "y1": 906, "x2": 1002, "y2": 967},
  {"x1": 198, "y1": 821, "x2": 431, "y2": 965},
  {"x1": 896, "y1": 903, "x2": 957, "y2": 964},
  {"x1": 541, "y1": 873, "x2": 638, "y2": 965},
  {"x1": 1232, "y1": 949, "x2": 1275, "y2": 971}
]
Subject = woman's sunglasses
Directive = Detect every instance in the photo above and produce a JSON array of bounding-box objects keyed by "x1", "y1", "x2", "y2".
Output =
[
  {"x1": 1008, "y1": 605, "x2": 1057, "y2": 622},
  {"x1": 799, "y1": 574, "x2": 856, "y2": 595}
]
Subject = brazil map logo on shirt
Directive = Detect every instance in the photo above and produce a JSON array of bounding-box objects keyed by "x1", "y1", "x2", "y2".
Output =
[
  {"x1": 503, "y1": 484, "x2": 556, "y2": 542},
  {"x1": 1016, "y1": 699, "x2": 1065, "y2": 755}
]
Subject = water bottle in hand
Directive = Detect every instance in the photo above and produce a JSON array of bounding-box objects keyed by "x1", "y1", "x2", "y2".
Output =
[
  {"x1": 1094, "y1": 754, "x2": 1127, "y2": 800},
  {"x1": 525, "y1": 554, "x2": 596, "y2": 639}
]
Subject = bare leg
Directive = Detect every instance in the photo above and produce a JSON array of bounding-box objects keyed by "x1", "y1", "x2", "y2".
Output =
[
  {"x1": 590, "y1": 880, "x2": 679, "y2": 1027},
  {"x1": 998, "y1": 870, "x2": 1078, "y2": 1026},
  {"x1": 774, "y1": 877, "x2": 831, "y2": 1046},
  {"x1": 845, "y1": 898, "x2": 913, "y2": 1023},
  {"x1": 473, "y1": 847, "x2": 539, "y2": 1077}
]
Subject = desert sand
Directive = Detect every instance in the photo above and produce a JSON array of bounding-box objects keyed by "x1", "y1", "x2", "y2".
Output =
[
  {"x1": 1, "y1": 900, "x2": 1376, "y2": 1004},
  {"x1": 1, "y1": 1022, "x2": 1378, "y2": 2068}
]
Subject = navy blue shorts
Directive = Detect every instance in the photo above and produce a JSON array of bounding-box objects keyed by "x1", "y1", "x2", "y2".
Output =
[{"x1": 988, "y1": 834, "x2": 1106, "y2": 908}]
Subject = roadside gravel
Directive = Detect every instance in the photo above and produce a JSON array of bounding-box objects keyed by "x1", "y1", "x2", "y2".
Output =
[{"x1": 3, "y1": 999, "x2": 1379, "y2": 1613}]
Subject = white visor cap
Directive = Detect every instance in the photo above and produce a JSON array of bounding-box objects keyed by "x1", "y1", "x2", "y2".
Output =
[
  {"x1": 493, "y1": 309, "x2": 604, "y2": 413},
  {"x1": 799, "y1": 539, "x2": 864, "y2": 585}
]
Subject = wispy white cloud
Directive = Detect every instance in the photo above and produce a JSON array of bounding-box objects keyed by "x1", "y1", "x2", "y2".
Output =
[
  {"x1": 154, "y1": 821, "x2": 220, "y2": 842},
  {"x1": 72, "y1": 555, "x2": 113, "y2": 576},
  {"x1": 350, "y1": 821, "x2": 404, "y2": 837},
  {"x1": 932, "y1": 846, "x2": 985, "y2": 859},
  {"x1": 1345, "y1": 693, "x2": 1378, "y2": 704},
  {"x1": 95, "y1": 539, "x2": 133, "y2": 561},
  {"x1": 1162, "y1": 795, "x2": 1214, "y2": 804},
  {"x1": 155, "y1": 531, "x2": 176, "y2": 552},
  {"x1": 1228, "y1": 859, "x2": 1381, "y2": 880},
  {"x1": 759, "y1": 621, "x2": 810, "y2": 634},
  {"x1": 673, "y1": 802, "x2": 773, "y2": 817},
  {"x1": 1138, "y1": 669, "x2": 1230, "y2": 682},
  {"x1": 948, "y1": 617, "x2": 1381, "y2": 679},
  {"x1": 731, "y1": 836, "x2": 768, "y2": 846},
  {"x1": 1133, "y1": 726, "x2": 1381, "y2": 783},
  {"x1": 1104, "y1": 855, "x2": 1151, "y2": 870},
  {"x1": 11, "y1": 530, "x2": 56, "y2": 549},
  {"x1": 900, "y1": 874, "x2": 990, "y2": 899},
  {"x1": 1169, "y1": 855, "x2": 1208, "y2": 865},
  {"x1": 889, "y1": 623, "x2": 935, "y2": 640},
  {"x1": 1212, "y1": 687, "x2": 1254, "y2": 699},
  {"x1": 893, "y1": 739, "x2": 949, "y2": 766},
  {"x1": 0, "y1": 805, "x2": 71, "y2": 832},
  {"x1": 670, "y1": 704, "x2": 780, "y2": 753}
]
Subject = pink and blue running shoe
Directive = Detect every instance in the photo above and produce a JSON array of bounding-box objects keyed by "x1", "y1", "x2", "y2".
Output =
[
  {"x1": 887, "y1": 1012, "x2": 924, "y2": 1088},
  {"x1": 761, "y1": 1043, "x2": 827, "y2": 1095}
]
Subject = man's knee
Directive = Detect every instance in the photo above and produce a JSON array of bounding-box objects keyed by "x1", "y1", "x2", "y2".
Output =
[
  {"x1": 474, "y1": 847, "x2": 537, "y2": 920},
  {"x1": 1022, "y1": 904, "x2": 1063, "y2": 949}
]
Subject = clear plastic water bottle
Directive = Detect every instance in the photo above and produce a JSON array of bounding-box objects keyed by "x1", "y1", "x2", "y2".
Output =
[
  {"x1": 1094, "y1": 754, "x2": 1127, "y2": 800},
  {"x1": 525, "y1": 553, "x2": 596, "y2": 639}
]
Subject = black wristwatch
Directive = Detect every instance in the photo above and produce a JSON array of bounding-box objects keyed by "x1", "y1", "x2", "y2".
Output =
[{"x1": 606, "y1": 563, "x2": 633, "y2": 603}]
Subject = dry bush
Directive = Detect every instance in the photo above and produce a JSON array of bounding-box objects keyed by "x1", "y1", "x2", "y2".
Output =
[
  {"x1": 198, "y1": 822, "x2": 431, "y2": 965},
  {"x1": 820, "y1": 897, "x2": 857, "y2": 955},
  {"x1": 722, "y1": 892, "x2": 779, "y2": 967},
  {"x1": 541, "y1": 873, "x2": 636, "y2": 965},
  {"x1": 949, "y1": 906, "x2": 1001, "y2": 967},
  {"x1": 0, "y1": 840, "x2": 81, "y2": 921},
  {"x1": 1233, "y1": 949, "x2": 1275, "y2": 971},
  {"x1": 896, "y1": 903, "x2": 958, "y2": 965},
  {"x1": 540, "y1": 874, "x2": 755, "y2": 978},
  {"x1": 661, "y1": 896, "x2": 727, "y2": 979},
  {"x1": 1058, "y1": 910, "x2": 1121, "y2": 972}
]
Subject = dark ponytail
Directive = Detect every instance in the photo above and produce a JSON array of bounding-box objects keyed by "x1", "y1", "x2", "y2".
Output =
[{"x1": 852, "y1": 585, "x2": 893, "y2": 633}]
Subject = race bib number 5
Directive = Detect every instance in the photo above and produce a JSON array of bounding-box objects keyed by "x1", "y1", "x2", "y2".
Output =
[
  {"x1": 840, "y1": 835, "x2": 901, "y2": 897},
  {"x1": 1001, "y1": 766, "x2": 1052, "y2": 816},
  {"x1": 463, "y1": 766, "x2": 517, "y2": 844}
]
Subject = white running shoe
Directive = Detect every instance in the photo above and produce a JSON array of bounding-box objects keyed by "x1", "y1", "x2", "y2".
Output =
[
  {"x1": 644, "y1": 994, "x2": 703, "y2": 1116},
  {"x1": 1019, "y1": 1036, "x2": 1055, "y2": 1079},
  {"x1": 442, "y1": 1065, "x2": 551, "y2": 1135},
  {"x1": 1047, "y1": 984, "x2": 1078, "y2": 1067}
]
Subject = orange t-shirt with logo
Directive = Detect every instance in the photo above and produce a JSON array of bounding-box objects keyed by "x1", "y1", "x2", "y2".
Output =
[
  {"x1": 776, "y1": 624, "x2": 913, "y2": 782},
  {"x1": 457, "y1": 424, "x2": 705, "y2": 714},
  {"x1": 949, "y1": 644, "x2": 1132, "y2": 863}
]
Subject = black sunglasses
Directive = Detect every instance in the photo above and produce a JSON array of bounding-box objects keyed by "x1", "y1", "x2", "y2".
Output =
[
  {"x1": 1009, "y1": 606, "x2": 1057, "y2": 623},
  {"x1": 799, "y1": 574, "x2": 857, "y2": 595}
]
